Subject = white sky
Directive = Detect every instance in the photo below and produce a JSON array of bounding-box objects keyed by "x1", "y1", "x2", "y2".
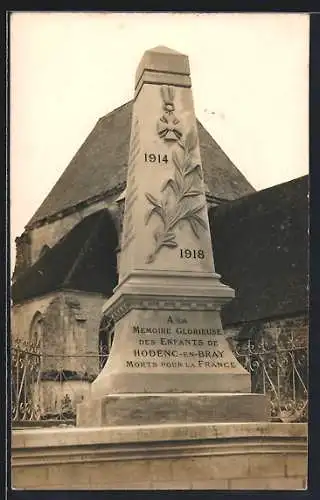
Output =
[{"x1": 10, "y1": 12, "x2": 309, "y2": 269}]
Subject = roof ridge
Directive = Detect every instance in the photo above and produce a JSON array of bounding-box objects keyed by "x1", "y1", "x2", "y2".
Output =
[
  {"x1": 98, "y1": 100, "x2": 133, "y2": 122},
  {"x1": 238, "y1": 175, "x2": 308, "y2": 203},
  {"x1": 26, "y1": 181, "x2": 126, "y2": 230},
  {"x1": 211, "y1": 175, "x2": 308, "y2": 219}
]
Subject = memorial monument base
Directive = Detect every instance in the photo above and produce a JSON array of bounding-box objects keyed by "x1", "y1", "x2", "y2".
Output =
[
  {"x1": 89, "y1": 271, "x2": 253, "y2": 396},
  {"x1": 77, "y1": 270, "x2": 268, "y2": 427},
  {"x1": 77, "y1": 392, "x2": 268, "y2": 427}
]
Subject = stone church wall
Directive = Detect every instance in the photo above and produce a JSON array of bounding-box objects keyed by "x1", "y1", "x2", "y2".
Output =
[
  {"x1": 38, "y1": 291, "x2": 107, "y2": 416},
  {"x1": 12, "y1": 290, "x2": 106, "y2": 365},
  {"x1": 11, "y1": 293, "x2": 57, "y2": 343},
  {"x1": 62, "y1": 290, "x2": 107, "y2": 375},
  {"x1": 28, "y1": 198, "x2": 117, "y2": 266},
  {"x1": 11, "y1": 290, "x2": 108, "y2": 418}
]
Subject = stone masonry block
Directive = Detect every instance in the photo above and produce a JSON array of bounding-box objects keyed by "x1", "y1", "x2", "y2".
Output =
[
  {"x1": 12, "y1": 465, "x2": 49, "y2": 489},
  {"x1": 266, "y1": 477, "x2": 306, "y2": 490},
  {"x1": 48, "y1": 463, "x2": 92, "y2": 489},
  {"x1": 191, "y1": 479, "x2": 230, "y2": 489},
  {"x1": 286, "y1": 454, "x2": 308, "y2": 477},
  {"x1": 209, "y1": 455, "x2": 250, "y2": 480},
  {"x1": 149, "y1": 458, "x2": 173, "y2": 481},
  {"x1": 229, "y1": 477, "x2": 270, "y2": 489},
  {"x1": 150, "y1": 480, "x2": 192, "y2": 490},
  {"x1": 171, "y1": 456, "x2": 212, "y2": 481},
  {"x1": 171, "y1": 454, "x2": 249, "y2": 481},
  {"x1": 248, "y1": 454, "x2": 287, "y2": 478},
  {"x1": 88, "y1": 459, "x2": 150, "y2": 486},
  {"x1": 102, "y1": 482, "x2": 152, "y2": 490}
]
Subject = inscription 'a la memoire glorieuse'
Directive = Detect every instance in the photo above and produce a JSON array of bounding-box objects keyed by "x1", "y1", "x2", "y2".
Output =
[{"x1": 145, "y1": 85, "x2": 207, "y2": 264}]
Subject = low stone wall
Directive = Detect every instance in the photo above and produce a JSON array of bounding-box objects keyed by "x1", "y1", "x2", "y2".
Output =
[{"x1": 12, "y1": 422, "x2": 307, "y2": 490}]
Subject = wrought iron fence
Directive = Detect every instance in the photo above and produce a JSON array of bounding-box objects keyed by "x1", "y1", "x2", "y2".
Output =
[
  {"x1": 11, "y1": 339, "x2": 108, "y2": 427},
  {"x1": 11, "y1": 331, "x2": 308, "y2": 427},
  {"x1": 228, "y1": 329, "x2": 308, "y2": 423}
]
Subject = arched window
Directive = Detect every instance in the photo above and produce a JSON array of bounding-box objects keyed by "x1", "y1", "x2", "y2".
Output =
[
  {"x1": 29, "y1": 312, "x2": 43, "y2": 348},
  {"x1": 98, "y1": 315, "x2": 114, "y2": 369}
]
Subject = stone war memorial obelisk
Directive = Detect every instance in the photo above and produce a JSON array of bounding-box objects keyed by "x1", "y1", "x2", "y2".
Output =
[{"x1": 77, "y1": 46, "x2": 267, "y2": 426}]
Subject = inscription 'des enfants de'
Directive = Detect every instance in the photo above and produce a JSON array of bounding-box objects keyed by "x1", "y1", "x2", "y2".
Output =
[{"x1": 124, "y1": 315, "x2": 238, "y2": 370}]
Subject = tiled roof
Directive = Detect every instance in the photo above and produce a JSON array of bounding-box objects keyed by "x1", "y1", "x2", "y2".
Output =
[
  {"x1": 12, "y1": 209, "x2": 118, "y2": 303},
  {"x1": 211, "y1": 176, "x2": 309, "y2": 325}
]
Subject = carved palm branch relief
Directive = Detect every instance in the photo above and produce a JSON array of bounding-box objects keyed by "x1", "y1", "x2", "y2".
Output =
[{"x1": 145, "y1": 128, "x2": 207, "y2": 263}]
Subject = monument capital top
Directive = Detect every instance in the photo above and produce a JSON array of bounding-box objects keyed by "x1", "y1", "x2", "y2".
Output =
[
  {"x1": 135, "y1": 45, "x2": 190, "y2": 89},
  {"x1": 148, "y1": 45, "x2": 185, "y2": 55}
]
